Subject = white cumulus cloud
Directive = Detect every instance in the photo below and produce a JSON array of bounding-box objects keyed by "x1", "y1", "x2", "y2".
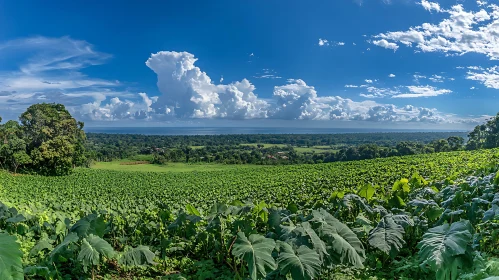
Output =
[
  {"x1": 318, "y1": 39, "x2": 329, "y2": 46},
  {"x1": 419, "y1": 0, "x2": 442, "y2": 13},
  {"x1": 466, "y1": 66, "x2": 499, "y2": 89},
  {"x1": 372, "y1": 39, "x2": 399, "y2": 51},
  {"x1": 145, "y1": 51, "x2": 269, "y2": 119},
  {"x1": 393, "y1": 85, "x2": 452, "y2": 98},
  {"x1": 372, "y1": 3, "x2": 499, "y2": 60}
]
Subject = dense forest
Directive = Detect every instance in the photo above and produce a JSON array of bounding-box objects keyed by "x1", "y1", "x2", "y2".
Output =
[
  {"x1": 85, "y1": 132, "x2": 468, "y2": 165},
  {"x1": 86, "y1": 131, "x2": 468, "y2": 148}
]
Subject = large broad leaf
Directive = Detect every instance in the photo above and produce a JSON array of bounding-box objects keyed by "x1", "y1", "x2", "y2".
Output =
[
  {"x1": 268, "y1": 208, "x2": 282, "y2": 231},
  {"x1": 301, "y1": 222, "x2": 328, "y2": 260},
  {"x1": 231, "y1": 232, "x2": 276, "y2": 280},
  {"x1": 118, "y1": 245, "x2": 156, "y2": 267},
  {"x1": 393, "y1": 178, "x2": 410, "y2": 193},
  {"x1": 6, "y1": 214, "x2": 26, "y2": 224},
  {"x1": 277, "y1": 241, "x2": 321, "y2": 280},
  {"x1": 417, "y1": 220, "x2": 472, "y2": 271},
  {"x1": 392, "y1": 214, "x2": 414, "y2": 228},
  {"x1": 185, "y1": 204, "x2": 201, "y2": 216},
  {"x1": 483, "y1": 204, "x2": 499, "y2": 222},
  {"x1": 358, "y1": 184, "x2": 376, "y2": 201},
  {"x1": 50, "y1": 232, "x2": 79, "y2": 261},
  {"x1": 0, "y1": 232, "x2": 23, "y2": 280},
  {"x1": 341, "y1": 194, "x2": 373, "y2": 214},
  {"x1": 368, "y1": 215, "x2": 405, "y2": 257},
  {"x1": 315, "y1": 209, "x2": 365, "y2": 268},
  {"x1": 23, "y1": 266, "x2": 50, "y2": 278},
  {"x1": 70, "y1": 214, "x2": 107, "y2": 238},
  {"x1": 388, "y1": 195, "x2": 406, "y2": 208},
  {"x1": 77, "y1": 234, "x2": 115, "y2": 272},
  {"x1": 29, "y1": 238, "x2": 53, "y2": 257}
]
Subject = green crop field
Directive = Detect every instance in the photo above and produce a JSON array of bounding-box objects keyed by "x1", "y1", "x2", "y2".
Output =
[
  {"x1": 3, "y1": 149, "x2": 497, "y2": 216},
  {"x1": 1, "y1": 148, "x2": 499, "y2": 279},
  {"x1": 92, "y1": 160, "x2": 257, "y2": 172}
]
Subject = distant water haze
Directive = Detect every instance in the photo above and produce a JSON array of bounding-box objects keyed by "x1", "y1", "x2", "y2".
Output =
[{"x1": 84, "y1": 127, "x2": 467, "y2": 136}]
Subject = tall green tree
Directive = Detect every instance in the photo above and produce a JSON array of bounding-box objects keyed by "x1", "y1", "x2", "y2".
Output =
[
  {"x1": 447, "y1": 136, "x2": 464, "y2": 151},
  {"x1": 467, "y1": 113, "x2": 499, "y2": 150},
  {"x1": 19, "y1": 103, "x2": 86, "y2": 175},
  {"x1": 429, "y1": 139, "x2": 451, "y2": 153},
  {"x1": 0, "y1": 120, "x2": 31, "y2": 173}
]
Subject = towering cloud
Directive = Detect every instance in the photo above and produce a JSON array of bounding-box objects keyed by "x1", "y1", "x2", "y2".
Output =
[
  {"x1": 71, "y1": 50, "x2": 481, "y2": 125},
  {"x1": 145, "y1": 51, "x2": 268, "y2": 119}
]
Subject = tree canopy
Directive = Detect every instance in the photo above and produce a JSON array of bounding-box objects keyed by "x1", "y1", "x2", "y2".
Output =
[
  {"x1": 0, "y1": 103, "x2": 86, "y2": 175},
  {"x1": 466, "y1": 113, "x2": 499, "y2": 150}
]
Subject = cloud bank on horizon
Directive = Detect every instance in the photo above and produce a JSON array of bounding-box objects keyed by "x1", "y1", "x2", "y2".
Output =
[
  {"x1": 0, "y1": 0, "x2": 496, "y2": 127},
  {"x1": 80, "y1": 50, "x2": 470, "y2": 124}
]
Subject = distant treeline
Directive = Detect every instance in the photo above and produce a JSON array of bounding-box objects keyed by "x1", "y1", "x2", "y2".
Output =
[
  {"x1": 86, "y1": 131, "x2": 467, "y2": 148},
  {"x1": 85, "y1": 132, "x2": 469, "y2": 165}
]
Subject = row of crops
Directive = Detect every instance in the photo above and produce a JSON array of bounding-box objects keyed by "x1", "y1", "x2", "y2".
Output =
[{"x1": 1, "y1": 149, "x2": 499, "y2": 279}]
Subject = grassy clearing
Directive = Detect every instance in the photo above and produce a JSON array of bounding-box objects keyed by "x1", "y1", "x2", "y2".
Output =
[
  {"x1": 91, "y1": 160, "x2": 258, "y2": 172},
  {"x1": 294, "y1": 147, "x2": 339, "y2": 153},
  {"x1": 190, "y1": 145, "x2": 205, "y2": 149},
  {"x1": 128, "y1": 154, "x2": 154, "y2": 161},
  {"x1": 240, "y1": 143, "x2": 288, "y2": 148}
]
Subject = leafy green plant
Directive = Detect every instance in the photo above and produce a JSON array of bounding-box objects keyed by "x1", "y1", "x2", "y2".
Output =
[
  {"x1": 0, "y1": 232, "x2": 23, "y2": 280},
  {"x1": 418, "y1": 221, "x2": 473, "y2": 280},
  {"x1": 368, "y1": 214, "x2": 406, "y2": 257},
  {"x1": 231, "y1": 232, "x2": 276, "y2": 280},
  {"x1": 277, "y1": 241, "x2": 321, "y2": 280}
]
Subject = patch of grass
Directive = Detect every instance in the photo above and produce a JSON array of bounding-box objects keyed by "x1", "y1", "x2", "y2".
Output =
[
  {"x1": 313, "y1": 145, "x2": 333, "y2": 149},
  {"x1": 294, "y1": 147, "x2": 338, "y2": 153},
  {"x1": 240, "y1": 143, "x2": 288, "y2": 148},
  {"x1": 128, "y1": 154, "x2": 154, "y2": 161},
  {"x1": 190, "y1": 145, "x2": 205, "y2": 149},
  {"x1": 91, "y1": 161, "x2": 258, "y2": 173}
]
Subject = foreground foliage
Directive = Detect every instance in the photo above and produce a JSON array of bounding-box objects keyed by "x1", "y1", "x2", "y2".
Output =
[{"x1": 1, "y1": 149, "x2": 499, "y2": 279}]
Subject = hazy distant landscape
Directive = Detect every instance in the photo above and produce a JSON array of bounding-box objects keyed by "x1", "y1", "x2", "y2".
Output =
[{"x1": 84, "y1": 126, "x2": 469, "y2": 135}]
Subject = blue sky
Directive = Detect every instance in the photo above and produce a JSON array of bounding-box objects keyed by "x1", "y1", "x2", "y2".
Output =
[{"x1": 0, "y1": 0, "x2": 497, "y2": 129}]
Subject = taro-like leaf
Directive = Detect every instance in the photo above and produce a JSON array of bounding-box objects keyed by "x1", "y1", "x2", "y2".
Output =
[
  {"x1": 417, "y1": 220, "x2": 472, "y2": 272},
  {"x1": 50, "y1": 232, "x2": 79, "y2": 261},
  {"x1": 0, "y1": 232, "x2": 23, "y2": 280},
  {"x1": 368, "y1": 215, "x2": 405, "y2": 257},
  {"x1": 301, "y1": 222, "x2": 328, "y2": 260},
  {"x1": 70, "y1": 213, "x2": 107, "y2": 238},
  {"x1": 277, "y1": 241, "x2": 321, "y2": 280},
  {"x1": 231, "y1": 232, "x2": 276, "y2": 280},
  {"x1": 23, "y1": 266, "x2": 50, "y2": 278},
  {"x1": 6, "y1": 214, "x2": 25, "y2": 224},
  {"x1": 315, "y1": 209, "x2": 365, "y2": 268},
  {"x1": 29, "y1": 238, "x2": 53, "y2": 257},
  {"x1": 186, "y1": 204, "x2": 201, "y2": 216},
  {"x1": 483, "y1": 204, "x2": 499, "y2": 222},
  {"x1": 118, "y1": 245, "x2": 156, "y2": 267},
  {"x1": 358, "y1": 184, "x2": 375, "y2": 201},
  {"x1": 77, "y1": 235, "x2": 115, "y2": 272}
]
